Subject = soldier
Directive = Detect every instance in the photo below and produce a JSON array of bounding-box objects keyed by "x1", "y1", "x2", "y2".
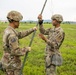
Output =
[
  {"x1": 38, "y1": 14, "x2": 65, "y2": 75},
  {"x1": 1, "y1": 10, "x2": 37, "y2": 75}
]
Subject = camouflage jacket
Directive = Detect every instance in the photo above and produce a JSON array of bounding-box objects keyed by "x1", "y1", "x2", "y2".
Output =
[
  {"x1": 39, "y1": 25, "x2": 65, "y2": 56},
  {"x1": 1, "y1": 26, "x2": 34, "y2": 69}
]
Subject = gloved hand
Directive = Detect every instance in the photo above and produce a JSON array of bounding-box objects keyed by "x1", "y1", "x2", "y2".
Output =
[
  {"x1": 38, "y1": 14, "x2": 42, "y2": 20},
  {"x1": 38, "y1": 14, "x2": 43, "y2": 25},
  {"x1": 22, "y1": 47, "x2": 31, "y2": 55},
  {"x1": 26, "y1": 47, "x2": 31, "y2": 52},
  {"x1": 33, "y1": 27, "x2": 37, "y2": 31}
]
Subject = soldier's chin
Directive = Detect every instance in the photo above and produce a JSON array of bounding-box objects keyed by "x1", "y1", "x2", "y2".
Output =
[
  {"x1": 53, "y1": 24, "x2": 55, "y2": 26},
  {"x1": 15, "y1": 26, "x2": 19, "y2": 28},
  {"x1": 16, "y1": 26, "x2": 19, "y2": 28},
  {"x1": 17, "y1": 25, "x2": 19, "y2": 28},
  {"x1": 52, "y1": 23, "x2": 55, "y2": 26}
]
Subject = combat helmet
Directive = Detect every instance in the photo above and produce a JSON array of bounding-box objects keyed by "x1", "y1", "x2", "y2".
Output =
[
  {"x1": 51, "y1": 14, "x2": 63, "y2": 22},
  {"x1": 7, "y1": 10, "x2": 23, "y2": 21}
]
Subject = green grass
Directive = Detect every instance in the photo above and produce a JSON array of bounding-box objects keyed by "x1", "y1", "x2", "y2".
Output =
[{"x1": 0, "y1": 22, "x2": 76, "y2": 75}]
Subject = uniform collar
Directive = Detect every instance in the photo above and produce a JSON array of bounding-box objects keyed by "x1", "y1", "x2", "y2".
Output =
[
  {"x1": 8, "y1": 26, "x2": 15, "y2": 30},
  {"x1": 8, "y1": 26, "x2": 18, "y2": 35},
  {"x1": 54, "y1": 27, "x2": 61, "y2": 31}
]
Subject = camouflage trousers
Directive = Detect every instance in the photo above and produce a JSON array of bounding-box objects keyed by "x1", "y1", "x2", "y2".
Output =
[
  {"x1": 1, "y1": 54, "x2": 22, "y2": 75},
  {"x1": 45, "y1": 55, "x2": 56, "y2": 75},
  {"x1": 5, "y1": 69, "x2": 21, "y2": 75},
  {"x1": 46, "y1": 65, "x2": 56, "y2": 75}
]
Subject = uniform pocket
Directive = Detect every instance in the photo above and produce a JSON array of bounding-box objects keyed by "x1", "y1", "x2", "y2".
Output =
[
  {"x1": 46, "y1": 56, "x2": 51, "y2": 68},
  {"x1": 51, "y1": 54, "x2": 63, "y2": 66}
]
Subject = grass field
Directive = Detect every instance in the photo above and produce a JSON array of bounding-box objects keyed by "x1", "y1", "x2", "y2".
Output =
[{"x1": 0, "y1": 22, "x2": 76, "y2": 75}]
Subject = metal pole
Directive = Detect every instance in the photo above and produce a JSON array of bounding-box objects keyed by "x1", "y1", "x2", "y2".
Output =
[{"x1": 19, "y1": 0, "x2": 47, "y2": 75}]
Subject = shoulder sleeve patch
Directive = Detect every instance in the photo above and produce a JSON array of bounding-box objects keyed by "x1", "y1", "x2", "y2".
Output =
[{"x1": 11, "y1": 37, "x2": 16, "y2": 43}]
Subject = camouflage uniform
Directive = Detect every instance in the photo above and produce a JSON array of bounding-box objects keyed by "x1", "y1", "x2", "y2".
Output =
[
  {"x1": 1, "y1": 11, "x2": 35, "y2": 75},
  {"x1": 39, "y1": 14, "x2": 65, "y2": 75},
  {"x1": 1, "y1": 26, "x2": 35, "y2": 75}
]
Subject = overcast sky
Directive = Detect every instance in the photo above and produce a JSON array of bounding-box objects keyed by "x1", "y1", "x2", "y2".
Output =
[{"x1": 0, "y1": 0, "x2": 76, "y2": 21}]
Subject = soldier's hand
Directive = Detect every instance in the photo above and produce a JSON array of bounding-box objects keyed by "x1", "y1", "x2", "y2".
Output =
[
  {"x1": 26, "y1": 47, "x2": 31, "y2": 52},
  {"x1": 39, "y1": 33, "x2": 47, "y2": 42},
  {"x1": 22, "y1": 47, "x2": 31, "y2": 55},
  {"x1": 33, "y1": 27, "x2": 37, "y2": 31},
  {"x1": 38, "y1": 14, "x2": 43, "y2": 25},
  {"x1": 38, "y1": 14, "x2": 42, "y2": 21}
]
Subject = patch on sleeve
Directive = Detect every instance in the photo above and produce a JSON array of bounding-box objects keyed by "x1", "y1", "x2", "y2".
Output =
[{"x1": 11, "y1": 38, "x2": 16, "y2": 43}]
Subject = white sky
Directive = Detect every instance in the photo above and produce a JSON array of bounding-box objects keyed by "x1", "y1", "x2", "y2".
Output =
[{"x1": 0, "y1": 0, "x2": 76, "y2": 21}]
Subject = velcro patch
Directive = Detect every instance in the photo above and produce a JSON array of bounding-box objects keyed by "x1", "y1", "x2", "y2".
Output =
[{"x1": 11, "y1": 38, "x2": 16, "y2": 43}]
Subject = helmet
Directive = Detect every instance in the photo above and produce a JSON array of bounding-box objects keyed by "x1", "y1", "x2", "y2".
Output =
[
  {"x1": 7, "y1": 10, "x2": 23, "y2": 21},
  {"x1": 51, "y1": 14, "x2": 63, "y2": 22}
]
